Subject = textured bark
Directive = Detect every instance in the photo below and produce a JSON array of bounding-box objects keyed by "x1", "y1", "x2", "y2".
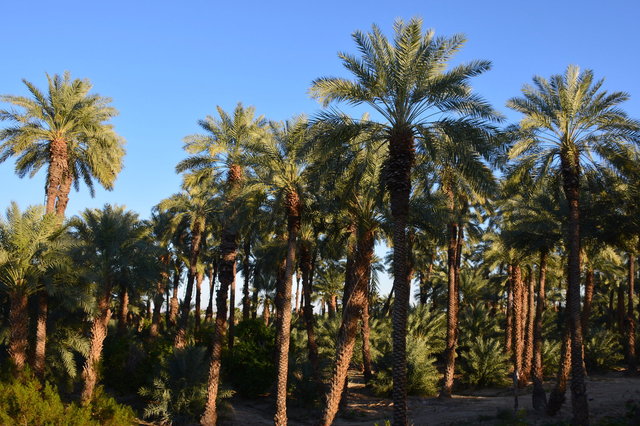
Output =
[
  {"x1": 505, "y1": 265, "x2": 514, "y2": 355},
  {"x1": 228, "y1": 275, "x2": 236, "y2": 350},
  {"x1": 581, "y1": 268, "x2": 595, "y2": 336},
  {"x1": 321, "y1": 229, "x2": 374, "y2": 425},
  {"x1": 242, "y1": 240, "x2": 251, "y2": 321},
  {"x1": 175, "y1": 221, "x2": 204, "y2": 348},
  {"x1": 362, "y1": 293, "x2": 373, "y2": 384},
  {"x1": 117, "y1": 287, "x2": 129, "y2": 333},
  {"x1": 327, "y1": 295, "x2": 337, "y2": 318},
  {"x1": 511, "y1": 265, "x2": 525, "y2": 388},
  {"x1": 522, "y1": 268, "x2": 535, "y2": 383},
  {"x1": 547, "y1": 326, "x2": 571, "y2": 415},
  {"x1": 627, "y1": 253, "x2": 637, "y2": 373},
  {"x1": 55, "y1": 172, "x2": 73, "y2": 217},
  {"x1": 300, "y1": 241, "x2": 319, "y2": 377},
  {"x1": 151, "y1": 259, "x2": 169, "y2": 338},
  {"x1": 441, "y1": 218, "x2": 459, "y2": 397},
  {"x1": 532, "y1": 250, "x2": 548, "y2": 412},
  {"x1": 294, "y1": 272, "x2": 301, "y2": 314},
  {"x1": 81, "y1": 288, "x2": 112, "y2": 404},
  {"x1": 169, "y1": 266, "x2": 181, "y2": 326},
  {"x1": 205, "y1": 262, "x2": 217, "y2": 322},
  {"x1": 273, "y1": 193, "x2": 301, "y2": 426},
  {"x1": 33, "y1": 292, "x2": 48, "y2": 377},
  {"x1": 560, "y1": 152, "x2": 588, "y2": 424},
  {"x1": 387, "y1": 127, "x2": 414, "y2": 426},
  {"x1": 45, "y1": 137, "x2": 68, "y2": 216},
  {"x1": 419, "y1": 260, "x2": 433, "y2": 305},
  {"x1": 263, "y1": 298, "x2": 271, "y2": 326},
  {"x1": 8, "y1": 292, "x2": 29, "y2": 371},
  {"x1": 195, "y1": 271, "x2": 203, "y2": 333}
]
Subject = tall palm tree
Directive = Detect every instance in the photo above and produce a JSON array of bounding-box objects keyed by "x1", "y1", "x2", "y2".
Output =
[
  {"x1": 181, "y1": 103, "x2": 267, "y2": 426},
  {"x1": 310, "y1": 18, "x2": 500, "y2": 424},
  {"x1": 0, "y1": 72, "x2": 126, "y2": 377},
  {"x1": 70, "y1": 205, "x2": 154, "y2": 404},
  {"x1": 0, "y1": 203, "x2": 62, "y2": 371},
  {"x1": 507, "y1": 65, "x2": 640, "y2": 424}
]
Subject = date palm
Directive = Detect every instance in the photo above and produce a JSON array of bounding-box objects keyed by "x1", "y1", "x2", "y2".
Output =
[
  {"x1": 310, "y1": 17, "x2": 500, "y2": 424},
  {"x1": 0, "y1": 203, "x2": 62, "y2": 371},
  {"x1": 507, "y1": 65, "x2": 640, "y2": 424}
]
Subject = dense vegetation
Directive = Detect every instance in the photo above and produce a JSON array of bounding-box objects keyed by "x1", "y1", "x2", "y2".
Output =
[{"x1": 0, "y1": 17, "x2": 639, "y2": 426}]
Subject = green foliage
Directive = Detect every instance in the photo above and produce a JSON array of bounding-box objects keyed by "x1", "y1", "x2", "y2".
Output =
[
  {"x1": 459, "y1": 336, "x2": 510, "y2": 387},
  {"x1": 370, "y1": 335, "x2": 439, "y2": 397},
  {"x1": 0, "y1": 376, "x2": 134, "y2": 425},
  {"x1": 542, "y1": 338, "x2": 561, "y2": 376},
  {"x1": 585, "y1": 328, "x2": 624, "y2": 371},
  {"x1": 222, "y1": 319, "x2": 275, "y2": 397}
]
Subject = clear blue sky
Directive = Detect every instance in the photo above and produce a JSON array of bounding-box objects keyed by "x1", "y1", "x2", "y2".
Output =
[{"x1": 1, "y1": 0, "x2": 639, "y2": 301}]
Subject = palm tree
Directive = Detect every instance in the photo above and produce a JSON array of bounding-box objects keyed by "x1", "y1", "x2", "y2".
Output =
[
  {"x1": 507, "y1": 65, "x2": 640, "y2": 424},
  {"x1": 180, "y1": 103, "x2": 266, "y2": 426},
  {"x1": 70, "y1": 205, "x2": 154, "y2": 404},
  {"x1": 0, "y1": 203, "x2": 62, "y2": 371},
  {"x1": 310, "y1": 18, "x2": 499, "y2": 424},
  {"x1": 0, "y1": 72, "x2": 126, "y2": 377}
]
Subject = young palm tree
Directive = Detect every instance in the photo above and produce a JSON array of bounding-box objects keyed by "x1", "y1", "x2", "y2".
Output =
[
  {"x1": 70, "y1": 205, "x2": 154, "y2": 404},
  {"x1": 310, "y1": 18, "x2": 500, "y2": 424},
  {"x1": 507, "y1": 65, "x2": 640, "y2": 424},
  {"x1": 0, "y1": 203, "x2": 62, "y2": 371},
  {"x1": 181, "y1": 103, "x2": 267, "y2": 426}
]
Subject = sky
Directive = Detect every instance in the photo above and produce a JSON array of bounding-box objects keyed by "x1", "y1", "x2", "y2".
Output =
[{"x1": 1, "y1": 0, "x2": 639, "y2": 301}]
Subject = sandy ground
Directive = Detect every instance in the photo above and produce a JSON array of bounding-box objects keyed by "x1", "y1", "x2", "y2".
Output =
[{"x1": 223, "y1": 371, "x2": 640, "y2": 425}]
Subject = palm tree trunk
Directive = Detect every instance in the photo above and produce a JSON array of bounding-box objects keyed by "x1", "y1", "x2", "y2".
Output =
[
  {"x1": 532, "y1": 249, "x2": 548, "y2": 412},
  {"x1": 8, "y1": 292, "x2": 28, "y2": 372},
  {"x1": 505, "y1": 265, "x2": 514, "y2": 355},
  {"x1": 328, "y1": 295, "x2": 337, "y2": 318},
  {"x1": 81, "y1": 287, "x2": 112, "y2": 404},
  {"x1": 195, "y1": 271, "x2": 203, "y2": 333},
  {"x1": 33, "y1": 292, "x2": 48, "y2": 377},
  {"x1": 55, "y1": 172, "x2": 73, "y2": 217},
  {"x1": 45, "y1": 137, "x2": 67, "y2": 216},
  {"x1": 263, "y1": 298, "x2": 271, "y2": 326},
  {"x1": 362, "y1": 292, "x2": 373, "y2": 384},
  {"x1": 581, "y1": 267, "x2": 595, "y2": 336},
  {"x1": 561, "y1": 156, "x2": 588, "y2": 424},
  {"x1": 522, "y1": 268, "x2": 535, "y2": 383},
  {"x1": 300, "y1": 241, "x2": 319, "y2": 377},
  {"x1": 627, "y1": 252, "x2": 637, "y2": 373},
  {"x1": 228, "y1": 275, "x2": 236, "y2": 349},
  {"x1": 242, "y1": 240, "x2": 251, "y2": 321},
  {"x1": 175, "y1": 224, "x2": 203, "y2": 348},
  {"x1": 201, "y1": 228, "x2": 236, "y2": 426},
  {"x1": 169, "y1": 266, "x2": 181, "y2": 326},
  {"x1": 321, "y1": 229, "x2": 374, "y2": 425},
  {"x1": 273, "y1": 195, "x2": 301, "y2": 426},
  {"x1": 151, "y1": 260, "x2": 169, "y2": 337},
  {"x1": 205, "y1": 262, "x2": 217, "y2": 322},
  {"x1": 547, "y1": 325, "x2": 571, "y2": 415},
  {"x1": 117, "y1": 287, "x2": 129, "y2": 333},
  {"x1": 441, "y1": 219, "x2": 459, "y2": 397},
  {"x1": 387, "y1": 127, "x2": 414, "y2": 426},
  {"x1": 511, "y1": 265, "x2": 525, "y2": 388}
]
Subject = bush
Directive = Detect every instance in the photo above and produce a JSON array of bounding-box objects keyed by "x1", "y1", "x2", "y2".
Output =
[
  {"x1": 459, "y1": 336, "x2": 510, "y2": 387},
  {"x1": 585, "y1": 328, "x2": 623, "y2": 371},
  {"x1": 542, "y1": 338, "x2": 561, "y2": 376},
  {"x1": 223, "y1": 319, "x2": 275, "y2": 397},
  {"x1": 0, "y1": 375, "x2": 134, "y2": 425},
  {"x1": 370, "y1": 335, "x2": 439, "y2": 397}
]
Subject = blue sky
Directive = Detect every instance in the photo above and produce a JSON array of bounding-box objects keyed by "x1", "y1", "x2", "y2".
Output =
[{"x1": 1, "y1": 0, "x2": 639, "y2": 300}]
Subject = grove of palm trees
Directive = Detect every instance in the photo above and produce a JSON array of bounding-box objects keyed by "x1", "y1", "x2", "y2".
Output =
[{"x1": 1, "y1": 15, "x2": 640, "y2": 426}]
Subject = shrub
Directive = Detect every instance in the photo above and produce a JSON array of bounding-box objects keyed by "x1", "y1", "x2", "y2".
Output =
[
  {"x1": 222, "y1": 319, "x2": 275, "y2": 397},
  {"x1": 585, "y1": 328, "x2": 623, "y2": 371},
  {"x1": 542, "y1": 338, "x2": 561, "y2": 376},
  {"x1": 459, "y1": 336, "x2": 510, "y2": 387}
]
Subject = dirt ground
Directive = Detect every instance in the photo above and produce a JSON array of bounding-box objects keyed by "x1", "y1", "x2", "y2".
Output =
[{"x1": 223, "y1": 371, "x2": 640, "y2": 425}]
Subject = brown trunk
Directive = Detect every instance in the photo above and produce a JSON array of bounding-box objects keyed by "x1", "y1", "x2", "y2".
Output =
[
  {"x1": 522, "y1": 268, "x2": 535, "y2": 383},
  {"x1": 511, "y1": 265, "x2": 525, "y2": 387},
  {"x1": 532, "y1": 250, "x2": 548, "y2": 412},
  {"x1": 441, "y1": 216, "x2": 459, "y2": 397},
  {"x1": 33, "y1": 292, "x2": 48, "y2": 377},
  {"x1": 175, "y1": 222, "x2": 204, "y2": 348},
  {"x1": 387, "y1": 127, "x2": 414, "y2": 426},
  {"x1": 117, "y1": 287, "x2": 129, "y2": 333},
  {"x1": 321, "y1": 229, "x2": 374, "y2": 425},
  {"x1": 419, "y1": 259, "x2": 433, "y2": 305},
  {"x1": 263, "y1": 298, "x2": 271, "y2": 326},
  {"x1": 242, "y1": 240, "x2": 251, "y2": 321},
  {"x1": 151, "y1": 258, "x2": 169, "y2": 338},
  {"x1": 228, "y1": 275, "x2": 236, "y2": 350},
  {"x1": 300, "y1": 241, "x2": 319, "y2": 377},
  {"x1": 169, "y1": 266, "x2": 181, "y2": 326},
  {"x1": 8, "y1": 292, "x2": 28, "y2": 371},
  {"x1": 45, "y1": 137, "x2": 68, "y2": 216},
  {"x1": 560, "y1": 151, "x2": 588, "y2": 424},
  {"x1": 547, "y1": 326, "x2": 571, "y2": 415},
  {"x1": 362, "y1": 293, "x2": 373, "y2": 384},
  {"x1": 505, "y1": 265, "x2": 514, "y2": 355},
  {"x1": 328, "y1": 295, "x2": 337, "y2": 318},
  {"x1": 294, "y1": 271, "x2": 301, "y2": 314},
  {"x1": 273, "y1": 193, "x2": 301, "y2": 425},
  {"x1": 81, "y1": 287, "x2": 112, "y2": 404},
  {"x1": 195, "y1": 271, "x2": 203, "y2": 333},
  {"x1": 205, "y1": 262, "x2": 217, "y2": 322},
  {"x1": 55, "y1": 172, "x2": 73, "y2": 217},
  {"x1": 627, "y1": 253, "x2": 637, "y2": 373},
  {"x1": 581, "y1": 268, "x2": 595, "y2": 336}
]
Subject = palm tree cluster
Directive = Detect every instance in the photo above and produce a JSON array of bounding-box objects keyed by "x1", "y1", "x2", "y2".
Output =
[{"x1": 0, "y1": 17, "x2": 639, "y2": 426}]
